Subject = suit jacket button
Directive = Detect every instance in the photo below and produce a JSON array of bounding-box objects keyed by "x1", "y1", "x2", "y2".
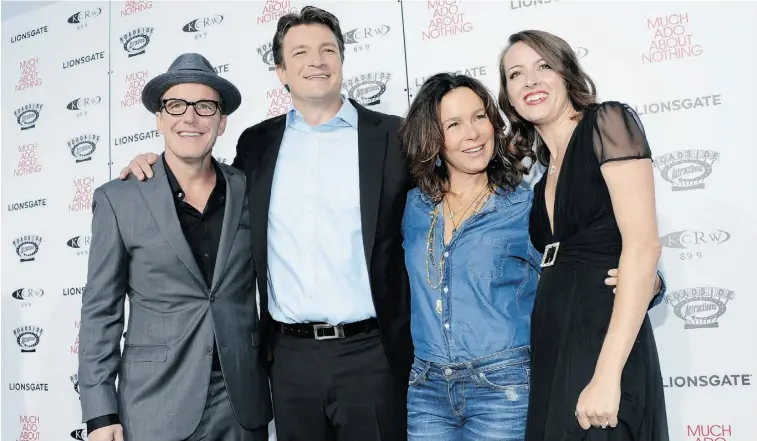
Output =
[
  {"x1": 210, "y1": 296, "x2": 215, "y2": 303},
  {"x1": 205, "y1": 346, "x2": 213, "y2": 354}
]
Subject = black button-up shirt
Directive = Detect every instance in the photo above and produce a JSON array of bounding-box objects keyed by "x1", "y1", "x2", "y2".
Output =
[{"x1": 87, "y1": 156, "x2": 226, "y2": 434}]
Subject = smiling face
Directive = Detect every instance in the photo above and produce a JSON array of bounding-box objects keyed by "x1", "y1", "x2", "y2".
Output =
[
  {"x1": 275, "y1": 23, "x2": 344, "y2": 107},
  {"x1": 502, "y1": 41, "x2": 573, "y2": 126},
  {"x1": 439, "y1": 86, "x2": 495, "y2": 178},
  {"x1": 156, "y1": 83, "x2": 226, "y2": 163}
]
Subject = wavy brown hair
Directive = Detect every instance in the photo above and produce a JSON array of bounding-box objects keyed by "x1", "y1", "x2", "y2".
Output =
[
  {"x1": 498, "y1": 30, "x2": 597, "y2": 166},
  {"x1": 399, "y1": 73, "x2": 533, "y2": 203}
]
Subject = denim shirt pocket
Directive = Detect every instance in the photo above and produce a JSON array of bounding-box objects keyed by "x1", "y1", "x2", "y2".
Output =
[{"x1": 466, "y1": 235, "x2": 511, "y2": 280}]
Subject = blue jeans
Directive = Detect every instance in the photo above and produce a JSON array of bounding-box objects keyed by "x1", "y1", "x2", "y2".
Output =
[{"x1": 407, "y1": 347, "x2": 530, "y2": 441}]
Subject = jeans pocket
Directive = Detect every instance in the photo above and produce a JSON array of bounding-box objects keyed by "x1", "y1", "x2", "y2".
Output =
[
  {"x1": 476, "y1": 362, "x2": 530, "y2": 394},
  {"x1": 408, "y1": 360, "x2": 430, "y2": 387}
]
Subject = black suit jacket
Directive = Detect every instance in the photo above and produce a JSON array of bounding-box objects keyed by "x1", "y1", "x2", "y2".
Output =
[{"x1": 232, "y1": 99, "x2": 414, "y2": 382}]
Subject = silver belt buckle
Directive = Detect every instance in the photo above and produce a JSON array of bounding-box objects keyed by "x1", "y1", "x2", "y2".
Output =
[
  {"x1": 541, "y1": 242, "x2": 560, "y2": 267},
  {"x1": 313, "y1": 324, "x2": 345, "y2": 340}
]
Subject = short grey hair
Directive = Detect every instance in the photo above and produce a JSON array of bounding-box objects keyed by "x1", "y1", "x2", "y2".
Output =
[{"x1": 272, "y1": 6, "x2": 345, "y2": 68}]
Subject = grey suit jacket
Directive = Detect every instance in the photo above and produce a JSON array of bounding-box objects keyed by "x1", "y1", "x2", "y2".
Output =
[{"x1": 78, "y1": 157, "x2": 272, "y2": 441}]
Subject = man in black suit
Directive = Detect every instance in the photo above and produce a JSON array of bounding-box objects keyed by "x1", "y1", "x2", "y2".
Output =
[{"x1": 120, "y1": 6, "x2": 412, "y2": 441}]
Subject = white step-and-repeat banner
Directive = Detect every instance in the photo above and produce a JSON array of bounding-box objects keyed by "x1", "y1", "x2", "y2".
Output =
[{"x1": 2, "y1": 1, "x2": 756, "y2": 440}]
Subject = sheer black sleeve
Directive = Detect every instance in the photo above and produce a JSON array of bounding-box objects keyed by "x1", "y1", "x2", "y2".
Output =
[{"x1": 591, "y1": 101, "x2": 652, "y2": 165}]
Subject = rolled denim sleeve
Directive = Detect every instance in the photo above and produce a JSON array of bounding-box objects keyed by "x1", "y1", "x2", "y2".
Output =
[{"x1": 648, "y1": 269, "x2": 666, "y2": 309}]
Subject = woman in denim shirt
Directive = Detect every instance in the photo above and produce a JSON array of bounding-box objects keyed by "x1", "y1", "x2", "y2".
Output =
[
  {"x1": 398, "y1": 73, "x2": 665, "y2": 441},
  {"x1": 399, "y1": 73, "x2": 539, "y2": 440}
]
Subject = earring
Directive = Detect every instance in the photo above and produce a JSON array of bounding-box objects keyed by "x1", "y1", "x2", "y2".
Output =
[{"x1": 435, "y1": 156, "x2": 442, "y2": 167}]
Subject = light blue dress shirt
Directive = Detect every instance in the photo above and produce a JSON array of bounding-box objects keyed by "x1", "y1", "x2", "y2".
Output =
[{"x1": 266, "y1": 96, "x2": 377, "y2": 325}]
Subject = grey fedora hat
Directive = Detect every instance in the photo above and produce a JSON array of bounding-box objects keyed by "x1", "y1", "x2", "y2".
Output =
[{"x1": 141, "y1": 53, "x2": 241, "y2": 115}]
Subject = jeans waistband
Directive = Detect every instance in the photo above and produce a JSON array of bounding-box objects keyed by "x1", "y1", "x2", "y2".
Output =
[{"x1": 416, "y1": 346, "x2": 530, "y2": 380}]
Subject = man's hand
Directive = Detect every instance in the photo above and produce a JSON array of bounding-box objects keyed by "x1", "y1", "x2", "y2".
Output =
[
  {"x1": 119, "y1": 153, "x2": 160, "y2": 181},
  {"x1": 605, "y1": 268, "x2": 661, "y2": 294},
  {"x1": 88, "y1": 424, "x2": 124, "y2": 441}
]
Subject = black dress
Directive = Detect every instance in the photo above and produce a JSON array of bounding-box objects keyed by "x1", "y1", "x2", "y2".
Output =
[{"x1": 525, "y1": 102, "x2": 669, "y2": 441}]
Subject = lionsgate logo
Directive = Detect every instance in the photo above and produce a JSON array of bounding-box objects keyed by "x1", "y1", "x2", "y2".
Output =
[
  {"x1": 663, "y1": 373, "x2": 751, "y2": 388},
  {"x1": 660, "y1": 229, "x2": 730, "y2": 250},
  {"x1": 12, "y1": 288, "x2": 44, "y2": 308},
  {"x1": 343, "y1": 72, "x2": 391, "y2": 106},
  {"x1": 686, "y1": 424, "x2": 732, "y2": 440},
  {"x1": 633, "y1": 94, "x2": 722, "y2": 116},
  {"x1": 67, "y1": 134, "x2": 100, "y2": 163},
  {"x1": 257, "y1": 0, "x2": 296, "y2": 25},
  {"x1": 7, "y1": 198, "x2": 47, "y2": 213},
  {"x1": 71, "y1": 428, "x2": 88, "y2": 440},
  {"x1": 653, "y1": 149, "x2": 720, "y2": 191},
  {"x1": 14, "y1": 103, "x2": 43, "y2": 130},
  {"x1": 665, "y1": 287, "x2": 734, "y2": 329},
  {"x1": 120, "y1": 27, "x2": 154, "y2": 57},
  {"x1": 13, "y1": 326, "x2": 43, "y2": 353},
  {"x1": 257, "y1": 42, "x2": 275, "y2": 71},
  {"x1": 62, "y1": 51, "x2": 106, "y2": 70},
  {"x1": 424, "y1": 0, "x2": 473, "y2": 41},
  {"x1": 70, "y1": 373, "x2": 80, "y2": 397},
  {"x1": 67, "y1": 7, "x2": 102, "y2": 30},
  {"x1": 67, "y1": 235, "x2": 91, "y2": 256},
  {"x1": 13, "y1": 235, "x2": 42, "y2": 262},
  {"x1": 183, "y1": 14, "x2": 223, "y2": 40},
  {"x1": 16, "y1": 57, "x2": 43, "y2": 91},
  {"x1": 343, "y1": 25, "x2": 390, "y2": 53},
  {"x1": 510, "y1": 0, "x2": 558, "y2": 10},
  {"x1": 67, "y1": 95, "x2": 102, "y2": 118},
  {"x1": 114, "y1": 129, "x2": 161, "y2": 146},
  {"x1": 10, "y1": 26, "x2": 48, "y2": 44},
  {"x1": 413, "y1": 66, "x2": 487, "y2": 94}
]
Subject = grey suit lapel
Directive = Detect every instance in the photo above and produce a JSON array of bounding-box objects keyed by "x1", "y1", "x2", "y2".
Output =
[
  {"x1": 137, "y1": 157, "x2": 207, "y2": 289},
  {"x1": 211, "y1": 166, "x2": 244, "y2": 292}
]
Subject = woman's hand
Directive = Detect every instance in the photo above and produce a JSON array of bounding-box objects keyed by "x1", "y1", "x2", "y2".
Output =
[{"x1": 575, "y1": 375, "x2": 621, "y2": 430}]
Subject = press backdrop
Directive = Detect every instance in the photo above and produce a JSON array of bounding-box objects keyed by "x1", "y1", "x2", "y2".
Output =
[{"x1": 3, "y1": 1, "x2": 756, "y2": 440}]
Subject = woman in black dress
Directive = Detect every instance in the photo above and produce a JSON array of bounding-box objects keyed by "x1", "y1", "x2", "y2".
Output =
[{"x1": 497, "y1": 30, "x2": 669, "y2": 440}]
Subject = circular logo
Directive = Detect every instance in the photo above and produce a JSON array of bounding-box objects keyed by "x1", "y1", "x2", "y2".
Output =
[
  {"x1": 16, "y1": 241, "x2": 39, "y2": 259},
  {"x1": 125, "y1": 35, "x2": 149, "y2": 53},
  {"x1": 17, "y1": 109, "x2": 39, "y2": 126},
  {"x1": 674, "y1": 297, "x2": 726, "y2": 323},
  {"x1": 349, "y1": 82, "x2": 386, "y2": 105},
  {"x1": 16, "y1": 331, "x2": 40, "y2": 350},
  {"x1": 71, "y1": 141, "x2": 96, "y2": 159},
  {"x1": 661, "y1": 161, "x2": 713, "y2": 186}
]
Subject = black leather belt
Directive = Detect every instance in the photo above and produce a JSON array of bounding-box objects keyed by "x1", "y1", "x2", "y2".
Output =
[{"x1": 274, "y1": 318, "x2": 378, "y2": 340}]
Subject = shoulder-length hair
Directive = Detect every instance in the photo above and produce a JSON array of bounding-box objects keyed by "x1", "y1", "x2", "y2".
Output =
[
  {"x1": 399, "y1": 73, "x2": 533, "y2": 203},
  {"x1": 498, "y1": 30, "x2": 598, "y2": 166}
]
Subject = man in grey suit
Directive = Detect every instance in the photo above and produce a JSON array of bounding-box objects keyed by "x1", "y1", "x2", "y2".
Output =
[{"x1": 78, "y1": 53, "x2": 272, "y2": 441}]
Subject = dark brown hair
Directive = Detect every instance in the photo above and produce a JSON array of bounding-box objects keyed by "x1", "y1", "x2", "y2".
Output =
[
  {"x1": 498, "y1": 30, "x2": 597, "y2": 166},
  {"x1": 399, "y1": 73, "x2": 533, "y2": 203},
  {"x1": 272, "y1": 6, "x2": 345, "y2": 68}
]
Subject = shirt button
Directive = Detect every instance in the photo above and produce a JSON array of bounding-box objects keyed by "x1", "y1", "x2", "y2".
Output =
[
  {"x1": 205, "y1": 346, "x2": 213, "y2": 354},
  {"x1": 444, "y1": 368, "x2": 452, "y2": 376},
  {"x1": 443, "y1": 251, "x2": 449, "y2": 257},
  {"x1": 444, "y1": 323, "x2": 450, "y2": 329},
  {"x1": 204, "y1": 253, "x2": 209, "y2": 257},
  {"x1": 443, "y1": 286, "x2": 448, "y2": 293},
  {"x1": 209, "y1": 296, "x2": 215, "y2": 303}
]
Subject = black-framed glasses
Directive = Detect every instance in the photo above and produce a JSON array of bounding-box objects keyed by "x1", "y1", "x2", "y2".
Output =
[{"x1": 161, "y1": 98, "x2": 221, "y2": 116}]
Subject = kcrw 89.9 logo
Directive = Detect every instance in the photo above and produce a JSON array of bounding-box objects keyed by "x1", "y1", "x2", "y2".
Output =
[{"x1": 660, "y1": 228, "x2": 730, "y2": 261}]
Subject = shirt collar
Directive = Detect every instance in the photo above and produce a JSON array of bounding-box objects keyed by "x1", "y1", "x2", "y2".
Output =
[
  {"x1": 286, "y1": 94, "x2": 358, "y2": 128},
  {"x1": 162, "y1": 153, "x2": 224, "y2": 201}
]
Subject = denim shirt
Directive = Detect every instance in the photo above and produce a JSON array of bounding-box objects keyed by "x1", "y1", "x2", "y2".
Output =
[{"x1": 402, "y1": 185, "x2": 541, "y2": 364}]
